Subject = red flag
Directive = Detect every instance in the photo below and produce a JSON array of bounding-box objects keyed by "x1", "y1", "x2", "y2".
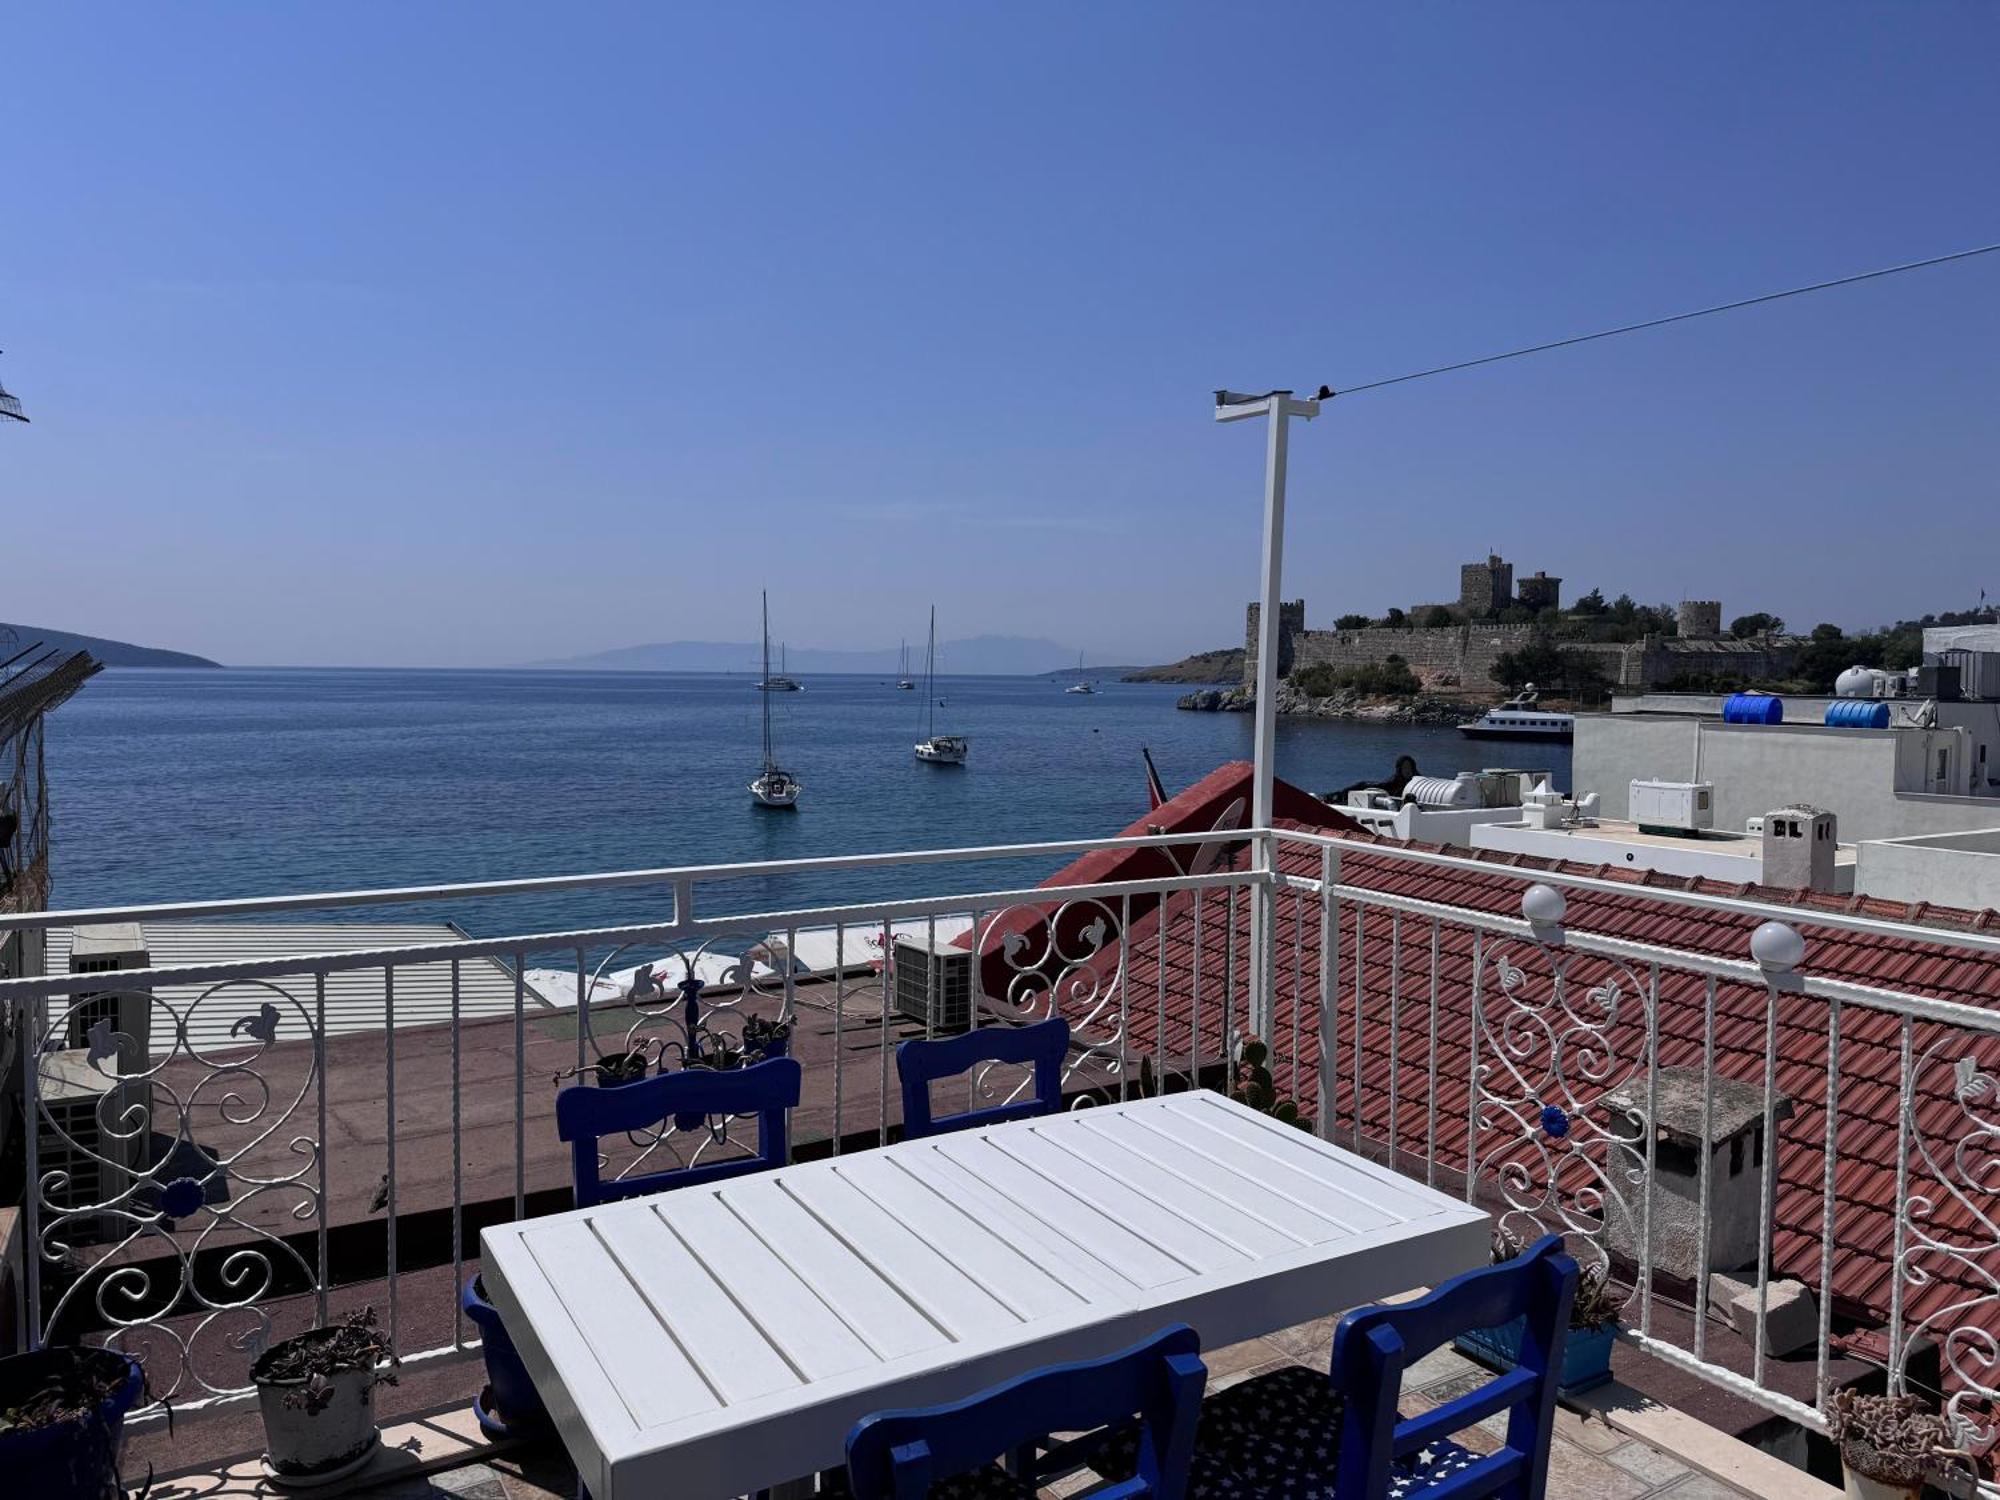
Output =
[{"x1": 1141, "y1": 747, "x2": 1167, "y2": 811}]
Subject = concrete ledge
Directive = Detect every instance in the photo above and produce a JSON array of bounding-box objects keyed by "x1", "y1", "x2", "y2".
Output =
[
  {"x1": 1574, "y1": 1380, "x2": 1841, "y2": 1500},
  {"x1": 149, "y1": 1402, "x2": 522, "y2": 1499}
]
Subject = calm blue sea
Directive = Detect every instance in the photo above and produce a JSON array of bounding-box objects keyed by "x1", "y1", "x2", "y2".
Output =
[{"x1": 45, "y1": 669, "x2": 1568, "y2": 937}]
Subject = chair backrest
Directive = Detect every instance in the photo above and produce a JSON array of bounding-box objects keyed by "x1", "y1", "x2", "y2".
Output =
[
  {"x1": 846, "y1": 1323, "x2": 1205, "y2": 1500},
  {"x1": 555, "y1": 1055, "x2": 802, "y2": 1208},
  {"x1": 896, "y1": 1016, "x2": 1070, "y2": 1139},
  {"x1": 1332, "y1": 1234, "x2": 1578, "y2": 1500}
]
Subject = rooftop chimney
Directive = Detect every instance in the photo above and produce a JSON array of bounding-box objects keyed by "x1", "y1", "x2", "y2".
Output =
[{"x1": 1761, "y1": 804, "x2": 1838, "y2": 893}]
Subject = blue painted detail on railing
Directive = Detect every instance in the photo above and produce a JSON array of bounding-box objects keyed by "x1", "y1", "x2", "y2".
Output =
[
  {"x1": 896, "y1": 1017, "x2": 1070, "y2": 1139},
  {"x1": 846, "y1": 1323, "x2": 1205, "y2": 1500},
  {"x1": 1538, "y1": 1104, "x2": 1570, "y2": 1140}
]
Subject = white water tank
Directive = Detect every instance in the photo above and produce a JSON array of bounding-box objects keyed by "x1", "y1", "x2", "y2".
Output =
[
  {"x1": 1834, "y1": 666, "x2": 1877, "y2": 699},
  {"x1": 1402, "y1": 772, "x2": 1480, "y2": 808}
]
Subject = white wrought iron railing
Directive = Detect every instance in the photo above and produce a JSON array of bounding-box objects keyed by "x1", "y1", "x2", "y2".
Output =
[
  {"x1": 1263, "y1": 827, "x2": 2000, "y2": 1482},
  {"x1": 0, "y1": 832, "x2": 1252, "y2": 1420},
  {"x1": 7, "y1": 824, "x2": 2000, "y2": 1490}
]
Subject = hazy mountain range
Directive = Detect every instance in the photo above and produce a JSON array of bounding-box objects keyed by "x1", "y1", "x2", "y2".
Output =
[
  {"x1": 536, "y1": 635, "x2": 1102, "y2": 676},
  {"x1": 1, "y1": 621, "x2": 220, "y2": 669}
]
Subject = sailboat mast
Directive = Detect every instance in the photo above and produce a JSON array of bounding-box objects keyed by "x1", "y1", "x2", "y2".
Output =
[
  {"x1": 926, "y1": 606, "x2": 937, "y2": 739},
  {"x1": 761, "y1": 591, "x2": 774, "y2": 769}
]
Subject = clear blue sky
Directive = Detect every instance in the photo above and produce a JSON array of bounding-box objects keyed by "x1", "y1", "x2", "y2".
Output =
[{"x1": 4, "y1": 5, "x2": 1995, "y2": 667}]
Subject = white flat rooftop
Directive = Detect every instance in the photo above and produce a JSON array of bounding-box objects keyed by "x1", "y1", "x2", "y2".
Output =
[{"x1": 47, "y1": 921, "x2": 535, "y2": 1055}]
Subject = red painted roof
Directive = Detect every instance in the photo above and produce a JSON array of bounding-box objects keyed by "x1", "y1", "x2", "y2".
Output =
[
  {"x1": 968, "y1": 761, "x2": 1360, "y2": 1000},
  {"x1": 1050, "y1": 796, "x2": 2000, "y2": 1354}
]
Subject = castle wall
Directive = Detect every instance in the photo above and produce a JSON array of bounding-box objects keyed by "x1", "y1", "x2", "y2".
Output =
[{"x1": 1246, "y1": 598, "x2": 1803, "y2": 695}]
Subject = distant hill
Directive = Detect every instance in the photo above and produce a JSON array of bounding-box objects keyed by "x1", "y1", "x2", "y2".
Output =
[
  {"x1": 1, "y1": 622, "x2": 220, "y2": 669},
  {"x1": 541, "y1": 634, "x2": 1085, "y2": 676},
  {"x1": 1123, "y1": 648, "x2": 1245, "y2": 684}
]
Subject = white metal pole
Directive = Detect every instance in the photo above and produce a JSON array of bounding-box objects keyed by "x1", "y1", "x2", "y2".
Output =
[{"x1": 1216, "y1": 389, "x2": 1319, "y2": 1041}]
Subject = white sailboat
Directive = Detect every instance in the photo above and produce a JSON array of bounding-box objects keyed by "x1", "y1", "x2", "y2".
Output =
[
  {"x1": 750, "y1": 593, "x2": 802, "y2": 807},
  {"x1": 1064, "y1": 650, "x2": 1096, "y2": 694},
  {"x1": 757, "y1": 640, "x2": 802, "y2": 692},
  {"x1": 914, "y1": 606, "x2": 968, "y2": 765},
  {"x1": 896, "y1": 640, "x2": 915, "y2": 690}
]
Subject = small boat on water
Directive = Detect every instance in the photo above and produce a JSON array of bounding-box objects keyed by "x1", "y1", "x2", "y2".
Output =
[
  {"x1": 757, "y1": 641, "x2": 802, "y2": 692},
  {"x1": 914, "y1": 605, "x2": 968, "y2": 765},
  {"x1": 750, "y1": 593, "x2": 802, "y2": 807},
  {"x1": 1457, "y1": 685, "x2": 1574, "y2": 743},
  {"x1": 896, "y1": 640, "x2": 915, "y2": 690},
  {"x1": 1064, "y1": 650, "x2": 1096, "y2": 694}
]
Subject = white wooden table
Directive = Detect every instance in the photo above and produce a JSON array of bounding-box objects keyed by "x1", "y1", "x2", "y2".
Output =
[{"x1": 480, "y1": 1089, "x2": 1491, "y2": 1499}]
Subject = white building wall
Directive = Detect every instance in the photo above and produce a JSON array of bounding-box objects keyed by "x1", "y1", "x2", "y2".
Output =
[{"x1": 1573, "y1": 716, "x2": 1999, "y2": 844}]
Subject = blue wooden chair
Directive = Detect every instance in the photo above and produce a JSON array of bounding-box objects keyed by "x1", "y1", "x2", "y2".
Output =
[
  {"x1": 896, "y1": 1017, "x2": 1069, "y2": 1140},
  {"x1": 1090, "y1": 1235, "x2": 1578, "y2": 1499},
  {"x1": 555, "y1": 1054, "x2": 802, "y2": 1208},
  {"x1": 846, "y1": 1324, "x2": 1205, "y2": 1500}
]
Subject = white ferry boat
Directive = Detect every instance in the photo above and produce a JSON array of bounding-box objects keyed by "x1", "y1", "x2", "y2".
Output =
[{"x1": 1457, "y1": 686, "x2": 1574, "y2": 743}]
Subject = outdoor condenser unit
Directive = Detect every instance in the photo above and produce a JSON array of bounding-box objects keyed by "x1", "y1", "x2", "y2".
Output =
[
  {"x1": 1629, "y1": 779, "x2": 1715, "y2": 836},
  {"x1": 892, "y1": 934, "x2": 974, "y2": 1033}
]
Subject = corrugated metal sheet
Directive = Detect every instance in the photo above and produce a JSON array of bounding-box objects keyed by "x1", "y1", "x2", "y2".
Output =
[{"x1": 46, "y1": 922, "x2": 537, "y2": 1054}]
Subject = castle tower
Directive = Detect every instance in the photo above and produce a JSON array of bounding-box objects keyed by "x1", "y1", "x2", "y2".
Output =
[
  {"x1": 1458, "y1": 554, "x2": 1513, "y2": 617},
  {"x1": 1677, "y1": 600, "x2": 1723, "y2": 639},
  {"x1": 1516, "y1": 571, "x2": 1562, "y2": 613},
  {"x1": 1245, "y1": 599, "x2": 1305, "y2": 687}
]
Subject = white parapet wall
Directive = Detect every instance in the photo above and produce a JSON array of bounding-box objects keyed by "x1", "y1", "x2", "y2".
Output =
[{"x1": 1855, "y1": 827, "x2": 2000, "y2": 910}]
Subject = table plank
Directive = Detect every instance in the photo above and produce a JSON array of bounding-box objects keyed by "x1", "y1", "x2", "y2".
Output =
[
  {"x1": 515, "y1": 1219, "x2": 720, "y2": 1428},
  {"x1": 720, "y1": 1175, "x2": 948, "y2": 1361},
  {"x1": 1070, "y1": 1109, "x2": 1350, "y2": 1246},
  {"x1": 785, "y1": 1161, "x2": 1070, "y2": 1336},
  {"x1": 665, "y1": 1188, "x2": 882, "y2": 1382},
  {"x1": 968, "y1": 1124, "x2": 1267, "y2": 1269},
  {"x1": 591, "y1": 1204, "x2": 801, "y2": 1405}
]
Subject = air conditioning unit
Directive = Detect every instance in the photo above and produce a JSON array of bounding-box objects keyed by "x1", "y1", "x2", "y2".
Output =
[
  {"x1": 62, "y1": 923, "x2": 153, "y2": 1057},
  {"x1": 1629, "y1": 779, "x2": 1715, "y2": 836},
  {"x1": 36, "y1": 1048, "x2": 149, "y2": 1243},
  {"x1": 893, "y1": 934, "x2": 974, "y2": 1033}
]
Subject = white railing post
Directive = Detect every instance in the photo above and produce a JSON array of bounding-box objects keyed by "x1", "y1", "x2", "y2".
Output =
[{"x1": 1216, "y1": 387, "x2": 1320, "y2": 1041}]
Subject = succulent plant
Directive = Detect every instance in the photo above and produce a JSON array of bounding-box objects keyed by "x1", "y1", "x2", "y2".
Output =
[
  {"x1": 1824, "y1": 1387, "x2": 1966, "y2": 1489},
  {"x1": 1229, "y1": 1034, "x2": 1312, "y2": 1131}
]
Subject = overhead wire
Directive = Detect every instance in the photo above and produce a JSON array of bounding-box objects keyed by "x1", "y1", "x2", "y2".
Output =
[{"x1": 1316, "y1": 241, "x2": 2000, "y2": 400}]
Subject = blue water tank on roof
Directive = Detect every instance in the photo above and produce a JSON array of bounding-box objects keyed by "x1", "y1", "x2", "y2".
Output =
[
  {"x1": 1824, "y1": 699, "x2": 1890, "y2": 729},
  {"x1": 1722, "y1": 693, "x2": 1784, "y2": 725}
]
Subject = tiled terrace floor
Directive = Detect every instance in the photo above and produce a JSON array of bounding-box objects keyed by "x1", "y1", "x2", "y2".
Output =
[{"x1": 260, "y1": 1328, "x2": 1775, "y2": 1500}]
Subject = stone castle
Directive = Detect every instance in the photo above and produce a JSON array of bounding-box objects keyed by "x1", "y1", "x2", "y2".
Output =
[{"x1": 1244, "y1": 555, "x2": 1796, "y2": 694}]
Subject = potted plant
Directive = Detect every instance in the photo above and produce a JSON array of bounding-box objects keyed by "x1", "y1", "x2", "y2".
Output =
[
  {"x1": 1455, "y1": 1234, "x2": 1621, "y2": 1394},
  {"x1": 250, "y1": 1307, "x2": 398, "y2": 1486},
  {"x1": 0, "y1": 1344, "x2": 145, "y2": 1499},
  {"x1": 1824, "y1": 1388, "x2": 1966, "y2": 1500},
  {"x1": 461, "y1": 1274, "x2": 549, "y2": 1440}
]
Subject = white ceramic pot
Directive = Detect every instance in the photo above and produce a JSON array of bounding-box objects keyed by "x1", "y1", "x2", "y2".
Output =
[{"x1": 251, "y1": 1333, "x2": 381, "y2": 1485}]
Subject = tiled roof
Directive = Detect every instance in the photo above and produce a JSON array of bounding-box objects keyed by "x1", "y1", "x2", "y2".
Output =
[{"x1": 1033, "y1": 789, "x2": 2000, "y2": 1349}]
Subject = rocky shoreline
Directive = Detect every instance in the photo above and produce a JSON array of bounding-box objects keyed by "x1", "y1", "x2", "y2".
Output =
[{"x1": 1177, "y1": 683, "x2": 1477, "y2": 727}]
